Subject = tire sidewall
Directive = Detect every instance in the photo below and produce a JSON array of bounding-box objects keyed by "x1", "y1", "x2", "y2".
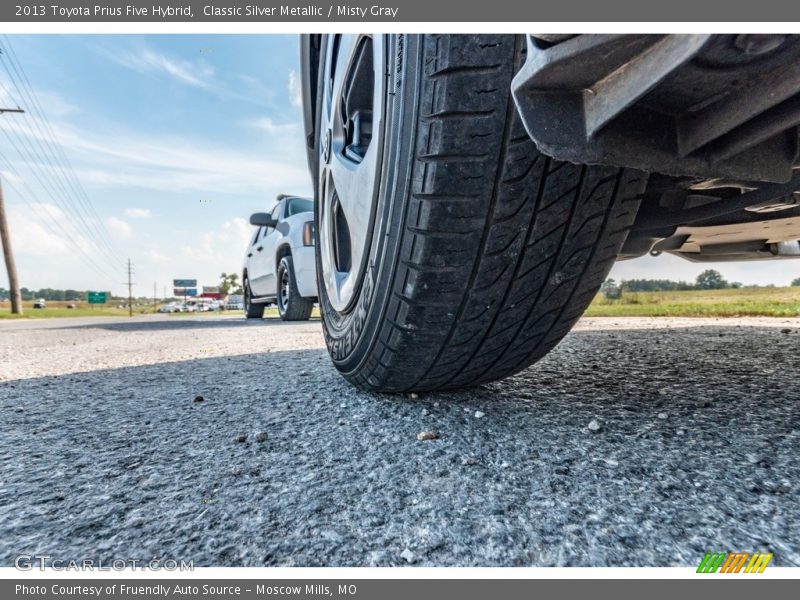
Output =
[
  {"x1": 244, "y1": 277, "x2": 252, "y2": 312},
  {"x1": 314, "y1": 34, "x2": 421, "y2": 375},
  {"x1": 244, "y1": 276, "x2": 263, "y2": 319}
]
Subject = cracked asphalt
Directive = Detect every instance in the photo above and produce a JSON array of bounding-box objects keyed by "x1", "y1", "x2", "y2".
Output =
[{"x1": 1, "y1": 314, "x2": 798, "y2": 567}]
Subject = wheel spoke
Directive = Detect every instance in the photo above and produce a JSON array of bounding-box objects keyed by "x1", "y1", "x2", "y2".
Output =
[
  {"x1": 327, "y1": 146, "x2": 376, "y2": 282},
  {"x1": 318, "y1": 34, "x2": 385, "y2": 312}
]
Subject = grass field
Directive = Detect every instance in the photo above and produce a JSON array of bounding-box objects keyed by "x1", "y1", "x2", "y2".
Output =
[
  {"x1": 3, "y1": 288, "x2": 799, "y2": 319},
  {"x1": 0, "y1": 301, "x2": 319, "y2": 319},
  {"x1": 0, "y1": 300, "x2": 159, "y2": 319},
  {"x1": 585, "y1": 286, "x2": 800, "y2": 317}
]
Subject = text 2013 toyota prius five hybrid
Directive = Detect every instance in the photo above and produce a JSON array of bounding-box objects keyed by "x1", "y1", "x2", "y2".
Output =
[{"x1": 297, "y1": 34, "x2": 800, "y2": 392}]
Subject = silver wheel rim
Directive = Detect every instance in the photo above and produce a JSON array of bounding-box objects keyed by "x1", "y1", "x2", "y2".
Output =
[
  {"x1": 279, "y1": 268, "x2": 289, "y2": 311},
  {"x1": 318, "y1": 35, "x2": 386, "y2": 312}
]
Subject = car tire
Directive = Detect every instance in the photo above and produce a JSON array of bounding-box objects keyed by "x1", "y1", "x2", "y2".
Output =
[
  {"x1": 243, "y1": 277, "x2": 265, "y2": 319},
  {"x1": 277, "y1": 256, "x2": 314, "y2": 321},
  {"x1": 314, "y1": 34, "x2": 647, "y2": 392}
]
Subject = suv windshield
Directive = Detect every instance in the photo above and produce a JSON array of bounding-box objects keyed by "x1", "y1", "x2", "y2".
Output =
[{"x1": 285, "y1": 197, "x2": 313, "y2": 217}]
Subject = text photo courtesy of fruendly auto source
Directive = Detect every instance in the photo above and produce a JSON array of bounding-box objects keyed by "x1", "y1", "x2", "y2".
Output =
[{"x1": 0, "y1": 34, "x2": 798, "y2": 568}]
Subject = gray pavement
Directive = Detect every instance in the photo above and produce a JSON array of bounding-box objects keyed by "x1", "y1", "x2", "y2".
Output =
[{"x1": 1, "y1": 315, "x2": 798, "y2": 566}]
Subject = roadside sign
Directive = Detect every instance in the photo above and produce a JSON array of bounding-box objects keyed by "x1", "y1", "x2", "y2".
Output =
[
  {"x1": 174, "y1": 288, "x2": 198, "y2": 297},
  {"x1": 173, "y1": 279, "x2": 197, "y2": 287},
  {"x1": 87, "y1": 291, "x2": 107, "y2": 304},
  {"x1": 203, "y1": 286, "x2": 220, "y2": 294}
]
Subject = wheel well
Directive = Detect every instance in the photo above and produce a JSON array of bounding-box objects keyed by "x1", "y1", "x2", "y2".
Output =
[{"x1": 276, "y1": 244, "x2": 292, "y2": 272}]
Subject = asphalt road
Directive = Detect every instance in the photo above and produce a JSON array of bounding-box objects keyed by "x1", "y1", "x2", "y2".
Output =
[{"x1": 1, "y1": 314, "x2": 799, "y2": 567}]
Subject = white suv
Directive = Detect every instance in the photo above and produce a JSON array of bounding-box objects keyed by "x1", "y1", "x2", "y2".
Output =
[{"x1": 243, "y1": 195, "x2": 316, "y2": 321}]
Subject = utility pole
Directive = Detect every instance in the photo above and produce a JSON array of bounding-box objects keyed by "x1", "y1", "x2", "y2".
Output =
[
  {"x1": 126, "y1": 258, "x2": 134, "y2": 317},
  {"x1": 0, "y1": 105, "x2": 25, "y2": 315},
  {"x1": 0, "y1": 179, "x2": 22, "y2": 314},
  {"x1": 153, "y1": 281, "x2": 157, "y2": 313}
]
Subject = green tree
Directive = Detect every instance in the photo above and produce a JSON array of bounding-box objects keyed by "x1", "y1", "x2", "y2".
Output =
[
  {"x1": 792, "y1": 277, "x2": 800, "y2": 287},
  {"x1": 219, "y1": 272, "x2": 241, "y2": 295},
  {"x1": 695, "y1": 269, "x2": 728, "y2": 290},
  {"x1": 600, "y1": 278, "x2": 621, "y2": 299}
]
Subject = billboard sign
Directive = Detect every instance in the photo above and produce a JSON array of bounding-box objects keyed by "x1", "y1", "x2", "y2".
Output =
[
  {"x1": 173, "y1": 279, "x2": 197, "y2": 287},
  {"x1": 174, "y1": 288, "x2": 198, "y2": 297}
]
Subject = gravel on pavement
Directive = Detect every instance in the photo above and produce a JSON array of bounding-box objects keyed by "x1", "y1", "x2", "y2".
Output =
[{"x1": 1, "y1": 315, "x2": 798, "y2": 567}]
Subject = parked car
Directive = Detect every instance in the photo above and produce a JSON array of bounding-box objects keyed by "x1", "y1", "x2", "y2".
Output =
[
  {"x1": 300, "y1": 34, "x2": 800, "y2": 392},
  {"x1": 32, "y1": 298, "x2": 46, "y2": 309},
  {"x1": 158, "y1": 302, "x2": 182, "y2": 313},
  {"x1": 243, "y1": 195, "x2": 317, "y2": 321},
  {"x1": 224, "y1": 295, "x2": 244, "y2": 311}
]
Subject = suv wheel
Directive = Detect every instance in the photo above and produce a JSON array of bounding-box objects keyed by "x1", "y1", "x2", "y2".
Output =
[
  {"x1": 277, "y1": 256, "x2": 314, "y2": 321},
  {"x1": 314, "y1": 34, "x2": 646, "y2": 392}
]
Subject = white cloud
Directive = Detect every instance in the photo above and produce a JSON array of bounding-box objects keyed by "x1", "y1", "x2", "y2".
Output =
[
  {"x1": 249, "y1": 116, "x2": 299, "y2": 135},
  {"x1": 1, "y1": 117, "x2": 310, "y2": 196},
  {"x1": 0, "y1": 169, "x2": 24, "y2": 185},
  {"x1": 109, "y1": 47, "x2": 215, "y2": 90},
  {"x1": 288, "y1": 70, "x2": 302, "y2": 107},
  {"x1": 124, "y1": 208, "x2": 152, "y2": 219},
  {"x1": 7, "y1": 202, "x2": 108, "y2": 275},
  {"x1": 143, "y1": 248, "x2": 168, "y2": 263},
  {"x1": 184, "y1": 217, "x2": 251, "y2": 266},
  {"x1": 107, "y1": 216, "x2": 132, "y2": 238},
  {"x1": 8, "y1": 203, "x2": 73, "y2": 256}
]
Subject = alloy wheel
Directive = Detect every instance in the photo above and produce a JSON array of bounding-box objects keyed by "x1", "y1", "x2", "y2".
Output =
[{"x1": 318, "y1": 35, "x2": 386, "y2": 312}]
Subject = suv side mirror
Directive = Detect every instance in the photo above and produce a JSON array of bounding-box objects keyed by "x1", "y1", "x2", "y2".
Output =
[{"x1": 249, "y1": 212, "x2": 278, "y2": 228}]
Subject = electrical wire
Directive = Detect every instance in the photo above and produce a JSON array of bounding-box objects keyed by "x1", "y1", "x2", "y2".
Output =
[
  {"x1": 0, "y1": 121, "x2": 123, "y2": 274},
  {"x1": 1, "y1": 36, "x2": 121, "y2": 257},
  {"x1": 0, "y1": 38, "x2": 122, "y2": 269},
  {"x1": 0, "y1": 149, "x2": 121, "y2": 282}
]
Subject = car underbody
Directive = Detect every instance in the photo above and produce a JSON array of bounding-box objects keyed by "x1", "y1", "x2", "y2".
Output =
[{"x1": 512, "y1": 34, "x2": 800, "y2": 263}]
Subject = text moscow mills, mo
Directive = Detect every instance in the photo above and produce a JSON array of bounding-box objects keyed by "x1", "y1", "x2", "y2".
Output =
[{"x1": 16, "y1": 4, "x2": 401, "y2": 18}]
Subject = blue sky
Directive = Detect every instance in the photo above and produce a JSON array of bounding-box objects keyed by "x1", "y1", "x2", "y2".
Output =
[
  {"x1": 0, "y1": 34, "x2": 797, "y2": 297},
  {"x1": 1, "y1": 34, "x2": 310, "y2": 296}
]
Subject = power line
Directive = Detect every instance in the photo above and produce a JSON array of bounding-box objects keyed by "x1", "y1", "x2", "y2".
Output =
[
  {"x1": 0, "y1": 102, "x2": 24, "y2": 315},
  {"x1": 0, "y1": 39, "x2": 121, "y2": 264},
  {"x1": 0, "y1": 36, "x2": 120, "y2": 256},
  {"x1": 0, "y1": 81, "x2": 121, "y2": 268},
  {"x1": 0, "y1": 122, "x2": 123, "y2": 274},
  {"x1": 0, "y1": 148, "x2": 120, "y2": 282},
  {"x1": 0, "y1": 175, "x2": 120, "y2": 282}
]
